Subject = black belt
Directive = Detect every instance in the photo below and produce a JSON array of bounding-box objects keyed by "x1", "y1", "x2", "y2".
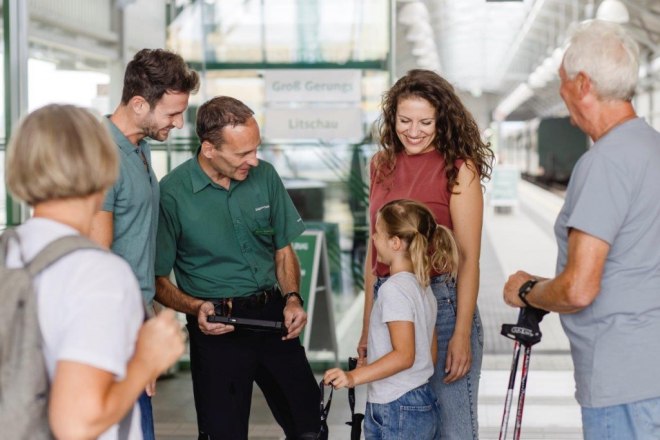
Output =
[{"x1": 213, "y1": 287, "x2": 278, "y2": 315}]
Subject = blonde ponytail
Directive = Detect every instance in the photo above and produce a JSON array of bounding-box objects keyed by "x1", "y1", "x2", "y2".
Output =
[
  {"x1": 430, "y1": 224, "x2": 459, "y2": 278},
  {"x1": 409, "y1": 231, "x2": 431, "y2": 287},
  {"x1": 378, "y1": 199, "x2": 459, "y2": 288}
]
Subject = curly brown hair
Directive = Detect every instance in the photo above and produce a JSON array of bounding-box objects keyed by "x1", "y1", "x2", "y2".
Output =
[{"x1": 374, "y1": 69, "x2": 493, "y2": 192}]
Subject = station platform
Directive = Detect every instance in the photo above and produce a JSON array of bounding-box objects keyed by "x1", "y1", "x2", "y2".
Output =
[{"x1": 153, "y1": 180, "x2": 583, "y2": 439}]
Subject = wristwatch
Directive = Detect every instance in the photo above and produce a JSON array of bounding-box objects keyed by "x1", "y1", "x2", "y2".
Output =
[
  {"x1": 518, "y1": 279, "x2": 538, "y2": 307},
  {"x1": 283, "y1": 291, "x2": 304, "y2": 308}
]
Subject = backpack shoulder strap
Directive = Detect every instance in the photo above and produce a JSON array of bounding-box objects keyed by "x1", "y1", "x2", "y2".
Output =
[
  {"x1": 26, "y1": 234, "x2": 105, "y2": 277},
  {"x1": 0, "y1": 228, "x2": 20, "y2": 266}
]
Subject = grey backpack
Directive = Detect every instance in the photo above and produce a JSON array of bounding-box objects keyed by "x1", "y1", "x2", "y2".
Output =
[{"x1": 0, "y1": 228, "x2": 102, "y2": 439}]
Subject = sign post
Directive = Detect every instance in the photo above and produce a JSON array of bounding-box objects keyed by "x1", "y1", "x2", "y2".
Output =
[
  {"x1": 292, "y1": 230, "x2": 338, "y2": 364},
  {"x1": 489, "y1": 164, "x2": 520, "y2": 213}
]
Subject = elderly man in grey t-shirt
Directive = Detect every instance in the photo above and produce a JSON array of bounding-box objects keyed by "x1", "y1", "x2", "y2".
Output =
[{"x1": 503, "y1": 20, "x2": 660, "y2": 440}]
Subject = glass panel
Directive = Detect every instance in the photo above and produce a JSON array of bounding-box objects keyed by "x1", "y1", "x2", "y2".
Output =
[
  {"x1": 168, "y1": 0, "x2": 388, "y2": 65},
  {"x1": 1, "y1": 2, "x2": 6, "y2": 227},
  {"x1": 27, "y1": 59, "x2": 110, "y2": 113},
  {"x1": 0, "y1": 150, "x2": 5, "y2": 227},
  {"x1": 165, "y1": 0, "x2": 391, "y2": 328}
]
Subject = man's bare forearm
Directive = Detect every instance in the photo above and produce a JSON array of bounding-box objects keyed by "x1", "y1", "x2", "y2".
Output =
[
  {"x1": 275, "y1": 245, "x2": 301, "y2": 294},
  {"x1": 155, "y1": 276, "x2": 205, "y2": 315}
]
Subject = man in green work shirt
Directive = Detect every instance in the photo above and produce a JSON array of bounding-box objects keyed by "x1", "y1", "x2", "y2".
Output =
[
  {"x1": 155, "y1": 96, "x2": 320, "y2": 440},
  {"x1": 90, "y1": 48, "x2": 199, "y2": 440}
]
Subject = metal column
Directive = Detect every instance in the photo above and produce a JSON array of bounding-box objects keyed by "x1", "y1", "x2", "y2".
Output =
[{"x1": 3, "y1": 0, "x2": 29, "y2": 226}]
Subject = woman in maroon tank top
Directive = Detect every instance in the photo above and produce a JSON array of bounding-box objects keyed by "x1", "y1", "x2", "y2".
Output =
[{"x1": 357, "y1": 69, "x2": 494, "y2": 439}]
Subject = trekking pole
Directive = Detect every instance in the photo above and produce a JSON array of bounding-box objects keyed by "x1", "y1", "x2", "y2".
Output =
[
  {"x1": 498, "y1": 340, "x2": 521, "y2": 440},
  {"x1": 498, "y1": 306, "x2": 548, "y2": 440},
  {"x1": 513, "y1": 344, "x2": 533, "y2": 439}
]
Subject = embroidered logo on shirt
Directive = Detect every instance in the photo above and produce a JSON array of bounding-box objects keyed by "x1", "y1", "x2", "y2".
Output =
[{"x1": 255, "y1": 205, "x2": 270, "y2": 212}]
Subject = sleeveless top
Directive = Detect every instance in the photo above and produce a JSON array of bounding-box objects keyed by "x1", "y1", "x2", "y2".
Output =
[{"x1": 369, "y1": 149, "x2": 463, "y2": 277}]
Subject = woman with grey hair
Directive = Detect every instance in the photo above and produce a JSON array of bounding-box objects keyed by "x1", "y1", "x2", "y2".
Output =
[{"x1": 3, "y1": 104, "x2": 184, "y2": 440}]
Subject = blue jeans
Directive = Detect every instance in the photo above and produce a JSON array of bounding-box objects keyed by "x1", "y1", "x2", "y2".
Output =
[
  {"x1": 138, "y1": 391, "x2": 155, "y2": 440},
  {"x1": 374, "y1": 275, "x2": 483, "y2": 439},
  {"x1": 582, "y1": 396, "x2": 660, "y2": 440},
  {"x1": 364, "y1": 383, "x2": 441, "y2": 440},
  {"x1": 429, "y1": 275, "x2": 483, "y2": 440}
]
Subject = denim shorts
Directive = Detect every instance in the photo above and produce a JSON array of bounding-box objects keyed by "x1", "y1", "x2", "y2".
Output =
[
  {"x1": 364, "y1": 382, "x2": 441, "y2": 440},
  {"x1": 582, "y1": 396, "x2": 660, "y2": 439}
]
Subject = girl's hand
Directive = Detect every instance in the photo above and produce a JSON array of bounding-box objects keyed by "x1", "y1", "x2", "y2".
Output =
[
  {"x1": 444, "y1": 333, "x2": 472, "y2": 384},
  {"x1": 323, "y1": 368, "x2": 355, "y2": 389}
]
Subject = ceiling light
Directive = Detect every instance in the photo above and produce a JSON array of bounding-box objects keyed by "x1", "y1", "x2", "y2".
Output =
[
  {"x1": 552, "y1": 47, "x2": 565, "y2": 68},
  {"x1": 412, "y1": 39, "x2": 437, "y2": 56},
  {"x1": 417, "y1": 52, "x2": 440, "y2": 65},
  {"x1": 493, "y1": 83, "x2": 534, "y2": 121},
  {"x1": 398, "y1": 2, "x2": 429, "y2": 25},
  {"x1": 595, "y1": 0, "x2": 629, "y2": 24},
  {"x1": 528, "y1": 71, "x2": 547, "y2": 89},
  {"x1": 406, "y1": 22, "x2": 433, "y2": 42},
  {"x1": 651, "y1": 56, "x2": 660, "y2": 73},
  {"x1": 542, "y1": 57, "x2": 559, "y2": 76}
]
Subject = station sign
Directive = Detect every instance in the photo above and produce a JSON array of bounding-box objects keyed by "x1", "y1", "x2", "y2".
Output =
[
  {"x1": 264, "y1": 107, "x2": 363, "y2": 141},
  {"x1": 264, "y1": 69, "x2": 361, "y2": 103}
]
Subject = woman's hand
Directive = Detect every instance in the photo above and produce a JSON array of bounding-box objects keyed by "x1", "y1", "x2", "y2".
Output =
[{"x1": 443, "y1": 332, "x2": 472, "y2": 383}]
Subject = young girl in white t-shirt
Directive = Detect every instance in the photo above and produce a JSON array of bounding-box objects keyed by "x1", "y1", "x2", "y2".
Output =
[{"x1": 324, "y1": 198, "x2": 458, "y2": 439}]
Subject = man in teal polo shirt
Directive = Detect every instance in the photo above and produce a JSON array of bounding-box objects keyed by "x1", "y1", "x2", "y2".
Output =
[
  {"x1": 155, "y1": 96, "x2": 320, "y2": 440},
  {"x1": 90, "y1": 48, "x2": 199, "y2": 440}
]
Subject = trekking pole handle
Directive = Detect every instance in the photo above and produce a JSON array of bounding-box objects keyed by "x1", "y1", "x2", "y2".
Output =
[{"x1": 501, "y1": 306, "x2": 549, "y2": 347}]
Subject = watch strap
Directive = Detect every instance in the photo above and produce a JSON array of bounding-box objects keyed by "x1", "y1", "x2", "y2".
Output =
[
  {"x1": 283, "y1": 291, "x2": 304, "y2": 308},
  {"x1": 518, "y1": 279, "x2": 538, "y2": 307}
]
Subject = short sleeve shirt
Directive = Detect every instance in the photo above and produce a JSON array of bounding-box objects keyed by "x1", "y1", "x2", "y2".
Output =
[
  {"x1": 555, "y1": 118, "x2": 660, "y2": 407},
  {"x1": 367, "y1": 272, "x2": 437, "y2": 404},
  {"x1": 102, "y1": 117, "x2": 160, "y2": 304},
  {"x1": 8, "y1": 218, "x2": 144, "y2": 440},
  {"x1": 155, "y1": 153, "x2": 305, "y2": 298}
]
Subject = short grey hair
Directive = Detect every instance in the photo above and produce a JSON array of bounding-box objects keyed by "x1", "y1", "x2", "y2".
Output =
[
  {"x1": 563, "y1": 19, "x2": 639, "y2": 101},
  {"x1": 6, "y1": 104, "x2": 118, "y2": 205}
]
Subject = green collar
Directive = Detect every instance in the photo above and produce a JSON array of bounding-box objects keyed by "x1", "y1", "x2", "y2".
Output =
[{"x1": 105, "y1": 115, "x2": 147, "y2": 154}]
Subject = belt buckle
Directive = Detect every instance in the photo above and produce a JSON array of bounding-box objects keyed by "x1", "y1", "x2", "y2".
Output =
[
  {"x1": 213, "y1": 298, "x2": 233, "y2": 316},
  {"x1": 256, "y1": 289, "x2": 268, "y2": 307}
]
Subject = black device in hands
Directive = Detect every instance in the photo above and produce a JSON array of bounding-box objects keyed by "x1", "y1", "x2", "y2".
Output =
[
  {"x1": 207, "y1": 314, "x2": 286, "y2": 334},
  {"x1": 207, "y1": 298, "x2": 287, "y2": 334}
]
